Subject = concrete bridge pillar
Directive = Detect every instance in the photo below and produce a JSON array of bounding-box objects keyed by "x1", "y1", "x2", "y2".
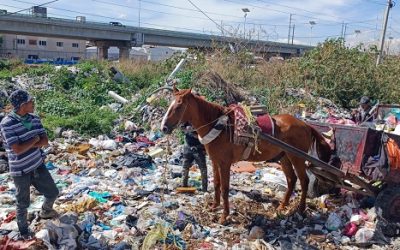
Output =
[
  {"x1": 97, "y1": 45, "x2": 109, "y2": 60},
  {"x1": 119, "y1": 46, "x2": 130, "y2": 61}
]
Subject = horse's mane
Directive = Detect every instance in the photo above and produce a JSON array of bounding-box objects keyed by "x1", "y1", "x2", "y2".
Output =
[{"x1": 192, "y1": 93, "x2": 226, "y2": 121}]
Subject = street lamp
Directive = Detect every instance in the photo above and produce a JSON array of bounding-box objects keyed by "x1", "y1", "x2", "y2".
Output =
[
  {"x1": 309, "y1": 21, "x2": 316, "y2": 45},
  {"x1": 242, "y1": 8, "x2": 250, "y2": 39}
]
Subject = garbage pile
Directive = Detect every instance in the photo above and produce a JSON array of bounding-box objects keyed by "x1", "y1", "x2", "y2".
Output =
[
  {"x1": 1, "y1": 64, "x2": 400, "y2": 249},
  {"x1": 286, "y1": 88, "x2": 355, "y2": 125},
  {"x1": 1, "y1": 122, "x2": 400, "y2": 249},
  {"x1": 286, "y1": 88, "x2": 400, "y2": 135},
  {"x1": 0, "y1": 73, "x2": 52, "y2": 93}
]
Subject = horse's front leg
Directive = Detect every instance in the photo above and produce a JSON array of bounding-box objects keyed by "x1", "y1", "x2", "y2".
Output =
[
  {"x1": 210, "y1": 161, "x2": 221, "y2": 211},
  {"x1": 218, "y1": 164, "x2": 231, "y2": 225}
]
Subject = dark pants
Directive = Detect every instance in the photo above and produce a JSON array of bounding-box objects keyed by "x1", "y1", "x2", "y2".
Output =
[
  {"x1": 12, "y1": 165, "x2": 59, "y2": 234},
  {"x1": 182, "y1": 145, "x2": 208, "y2": 191}
]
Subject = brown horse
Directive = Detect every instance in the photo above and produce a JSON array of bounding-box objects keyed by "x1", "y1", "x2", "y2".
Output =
[{"x1": 161, "y1": 87, "x2": 331, "y2": 224}]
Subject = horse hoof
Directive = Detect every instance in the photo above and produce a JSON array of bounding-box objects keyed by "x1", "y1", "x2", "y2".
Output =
[
  {"x1": 277, "y1": 204, "x2": 286, "y2": 211},
  {"x1": 218, "y1": 216, "x2": 229, "y2": 225}
]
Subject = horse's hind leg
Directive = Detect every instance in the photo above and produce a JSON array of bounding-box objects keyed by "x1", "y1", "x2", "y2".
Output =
[
  {"x1": 277, "y1": 155, "x2": 297, "y2": 211},
  {"x1": 218, "y1": 164, "x2": 231, "y2": 224},
  {"x1": 286, "y1": 154, "x2": 309, "y2": 212}
]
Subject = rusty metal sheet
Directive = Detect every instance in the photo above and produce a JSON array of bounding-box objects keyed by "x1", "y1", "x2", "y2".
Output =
[{"x1": 308, "y1": 121, "x2": 381, "y2": 176}]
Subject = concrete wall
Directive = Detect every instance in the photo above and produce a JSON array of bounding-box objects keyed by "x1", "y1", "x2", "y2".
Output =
[
  {"x1": 147, "y1": 47, "x2": 180, "y2": 61},
  {"x1": 85, "y1": 46, "x2": 176, "y2": 61},
  {"x1": 0, "y1": 33, "x2": 86, "y2": 60}
]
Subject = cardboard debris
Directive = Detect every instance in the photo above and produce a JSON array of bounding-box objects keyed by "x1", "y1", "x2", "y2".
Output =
[
  {"x1": 232, "y1": 161, "x2": 257, "y2": 173},
  {"x1": 67, "y1": 144, "x2": 91, "y2": 155},
  {"x1": 176, "y1": 187, "x2": 197, "y2": 193}
]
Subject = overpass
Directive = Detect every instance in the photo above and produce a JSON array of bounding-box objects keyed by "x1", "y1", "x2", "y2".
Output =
[{"x1": 0, "y1": 13, "x2": 314, "y2": 60}]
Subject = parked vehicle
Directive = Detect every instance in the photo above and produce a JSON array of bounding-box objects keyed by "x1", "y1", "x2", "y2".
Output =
[{"x1": 109, "y1": 22, "x2": 125, "y2": 27}]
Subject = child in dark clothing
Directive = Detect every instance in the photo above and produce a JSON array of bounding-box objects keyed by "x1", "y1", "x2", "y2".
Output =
[{"x1": 180, "y1": 122, "x2": 208, "y2": 192}]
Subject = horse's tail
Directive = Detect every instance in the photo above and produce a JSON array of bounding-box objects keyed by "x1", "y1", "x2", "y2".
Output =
[{"x1": 309, "y1": 126, "x2": 332, "y2": 163}]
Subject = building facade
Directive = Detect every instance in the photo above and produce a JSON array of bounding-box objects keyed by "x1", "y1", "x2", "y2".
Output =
[{"x1": 0, "y1": 34, "x2": 86, "y2": 60}]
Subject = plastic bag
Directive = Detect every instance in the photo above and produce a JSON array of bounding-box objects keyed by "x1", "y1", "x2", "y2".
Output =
[
  {"x1": 325, "y1": 212, "x2": 342, "y2": 231},
  {"x1": 355, "y1": 228, "x2": 374, "y2": 243}
]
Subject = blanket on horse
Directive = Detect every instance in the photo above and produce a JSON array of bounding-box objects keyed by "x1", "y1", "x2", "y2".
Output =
[{"x1": 229, "y1": 104, "x2": 274, "y2": 159}]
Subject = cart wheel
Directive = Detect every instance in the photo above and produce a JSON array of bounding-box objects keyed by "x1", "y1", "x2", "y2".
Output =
[{"x1": 375, "y1": 185, "x2": 400, "y2": 222}]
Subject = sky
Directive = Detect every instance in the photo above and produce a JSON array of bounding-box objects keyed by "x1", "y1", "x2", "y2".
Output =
[{"x1": 1, "y1": 0, "x2": 400, "y2": 53}]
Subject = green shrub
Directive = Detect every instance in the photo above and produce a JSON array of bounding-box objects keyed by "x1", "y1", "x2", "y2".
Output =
[{"x1": 42, "y1": 108, "x2": 118, "y2": 139}]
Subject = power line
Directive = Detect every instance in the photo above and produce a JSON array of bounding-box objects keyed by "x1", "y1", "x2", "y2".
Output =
[
  {"x1": 186, "y1": 0, "x2": 228, "y2": 35},
  {"x1": 223, "y1": 0, "x2": 341, "y2": 24},
  {"x1": 91, "y1": 0, "x2": 289, "y2": 27},
  {"x1": 5, "y1": 0, "x2": 60, "y2": 16},
  {"x1": 5, "y1": 0, "x2": 210, "y2": 34},
  {"x1": 298, "y1": 18, "x2": 381, "y2": 27},
  {"x1": 0, "y1": 3, "x2": 28, "y2": 12},
  {"x1": 10, "y1": 0, "x2": 131, "y2": 21},
  {"x1": 3, "y1": 0, "x2": 392, "y2": 44},
  {"x1": 254, "y1": 0, "x2": 343, "y2": 20},
  {"x1": 389, "y1": 27, "x2": 400, "y2": 36},
  {"x1": 95, "y1": 0, "x2": 240, "y2": 19},
  {"x1": 0, "y1": 3, "x2": 75, "y2": 19},
  {"x1": 7, "y1": 0, "x2": 285, "y2": 32},
  {"x1": 142, "y1": 0, "x2": 381, "y2": 28},
  {"x1": 363, "y1": 0, "x2": 388, "y2": 6},
  {"x1": 7, "y1": 0, "x2": 383, "y2": 32},
  {"x1": 295, "y1": 34, "x2": 342, "y2": 39},
  {"x1": 224, "y1": 0, "x2": 380, "y2": 29},
  {"x1": 138, "y1": 0, "x2": 268, "y2": 22},
  {"x1": 94, "y1": 0, "x2": 221, "y2": 24}
]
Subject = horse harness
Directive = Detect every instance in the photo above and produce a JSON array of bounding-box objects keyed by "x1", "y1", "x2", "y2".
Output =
[
  {"x1": 197, "y1": 115, "x2": 229, "y2": 145},
  {"x1": 197, "y1": 105, "x2": 278, "y2": 161}
]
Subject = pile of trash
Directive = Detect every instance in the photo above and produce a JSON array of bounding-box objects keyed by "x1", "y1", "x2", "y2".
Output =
[
  {"x1": 1, "y1": 63, "x2": 400, "y2": 249},
  {"x1": 286, "y1": 88, "x2": 355, "y2": 125},
  {"x1": 286, "y1": 88, "x2": 400, "y2": 136},
  {"x1": 1, "y1": 121, "x2": 400, "y2": 249}
]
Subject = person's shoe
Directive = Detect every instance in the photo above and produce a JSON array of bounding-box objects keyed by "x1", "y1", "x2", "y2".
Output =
[
  {"x1": 39, "y1": 209, "x2": 59, "y2": 219},
  {"x1": 17, "y1": 231, "x2": 35, "y2": 240}
]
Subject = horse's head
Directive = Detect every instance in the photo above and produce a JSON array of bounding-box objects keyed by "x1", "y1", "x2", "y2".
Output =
[{"x1": 161, "y1": 86, "x2": 194, "y2": 134}]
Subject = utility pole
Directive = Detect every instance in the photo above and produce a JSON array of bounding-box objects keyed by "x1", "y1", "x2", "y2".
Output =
[
  {"x1": 288, "y1": 14, "x2": 293, "y2": 44},
  {"x1": 376, "y1": 0, "x2": 393, "y2": 66},
  {"x1": 342, "y1": 23, "x2": 348, "y2": 43},
  {"x1": 138, "y1": 0, "x2": 141, "y2": 27},
  {"x1": 309, "y1": 21, "x2": 316, "y2": 46},
  {"x1": 242, "y1": 8, "x2": 250, "y2": 40},
  {"x1": 291, "y1": 24, "x2": 295, "y2": 44},
  {"x1": 341, "y1": 22, "x2": 345, "y2": 39}
]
